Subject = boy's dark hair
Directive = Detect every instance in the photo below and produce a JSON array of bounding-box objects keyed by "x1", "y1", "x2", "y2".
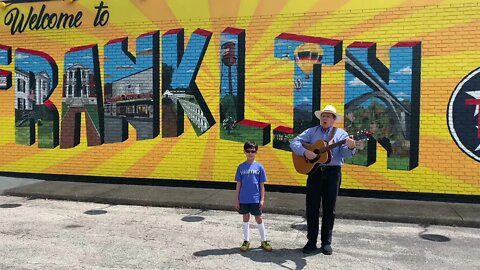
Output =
[{"x1": 244, "y1": 141, "x2": 258, "y2": 151}]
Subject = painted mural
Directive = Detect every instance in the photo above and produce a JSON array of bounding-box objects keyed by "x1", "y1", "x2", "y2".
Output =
[{"x1": 0, "y1": 0, "x2": 479, "y2": 198}]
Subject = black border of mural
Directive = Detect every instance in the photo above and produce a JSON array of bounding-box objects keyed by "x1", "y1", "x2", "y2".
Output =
[{"x1": 1, "y1": 172, "x2": 479, "y2": 203}]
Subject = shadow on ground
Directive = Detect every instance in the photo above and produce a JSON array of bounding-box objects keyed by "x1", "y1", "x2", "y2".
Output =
[{"x1": 194, "y1": 246, "x2": 324, "y2": 270}]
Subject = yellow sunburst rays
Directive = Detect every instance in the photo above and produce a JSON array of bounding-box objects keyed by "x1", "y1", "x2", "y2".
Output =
[
  {"x1": 236, "y1": 0, "x2": 291, "y2": 74},
  {"x1": 356, "y1": 146, "x2": 416, "y2": 191},
  {"x1": 363, "y1": 136, "x2": 480, "y2": 194},
  {"x1": 233, "y1": 0, "x2": 260, "y2": 27},
  {"x1": 76, "y1": 0, "x2": 158, "y2": 36},
  {"x1": 88, "y1": 139, "x2": 161, "y2": 177},
  {"x1": 212, "y1": 139, "x2": 245, "y2": 181},
  {"x1": 0, "y1": 142, "x2": 84, "y2": 173},
  {"x1": 422, "y1": 51, "x2": 480, "y2": 80},
  {"x1": 244, "y1": 1, "x2": 345, "y2": 79},
  {"x1": 40, "y1": 140, "x2": 130, "y2": 175},
  {"x1": 0, "y1": 117, "x2": 14, "y2": 146},
  {"x1": 421, "y1": 136, "x2": 480, "y2": 188},
  {"x1": 148, "y1": 127, "x2": 208, "y2": 180},
  {"x1": 421, "y1": 20, "x2": 480, "y2": 59},
  {"x1": 418, "y1": 80, "x2": 460, "y2": 146},
  {"x1": 243, "y1": 93, "x2": 289, "y2": 124},
  {"x1": 197, "y1": 125, "x2": 219, "y2": 181},
  {"x1": 120, "y1": 136, "x2": 180, "y2": 178},
  {"x1": 129, "y1": 0, "x2": 180, "y2": 28},
  {"x1": 244, "y1": 1, "x2": 404, "y2": 118},
  {"x1": 341, "y1": 167, "x2": 370, "y2": 190},
  {"x1": 380, "y1": 166, "x2": 480, "y2": 194},
  {"x1": 165, "y1": 0, "x2": 212, "y2": 29},
  {"x1": 247, "y1": 94, "x2": 292, "y2": 127},
  {"x1": 244, "y1": 1, "x2": 361, "y2": 84},
  {"x1": 303, "y1": 1, "x2": 407, "y2": 42},
  {"x1": 54, "y1": 1, "x2": 131, "y2": 43},
  {"x1": 420, "y1": 113, "x2": 452, "y2": 139},
  {"x1": 0, "y1": 143, "x2": 41, "y2": 167},
  {"x1": 343, "y1": 162, "x2": 409, "y2": 191},
  {"x1": 264, "y1": 146, "x2": 305, "y2": 186},
  {"x1": 208, "y1": 0, "x2": 240, "y2": 31},
  {"x1": 243, "y1": 1, "x2": 321, "y2": 81},
  {"x1": 350, "y1": 3, "x2": 479, "y2": 44},
  {"x1": 245, "y1": 0, "x2": 393, "y2": 77}
]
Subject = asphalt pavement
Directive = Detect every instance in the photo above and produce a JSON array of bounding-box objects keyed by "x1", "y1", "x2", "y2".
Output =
[
  {"x1": 1, "y1": 196, "x2": 479, "y2": 269},
  {"x1": 1, "y1": 175, "x2": 480, "y2": 228}
]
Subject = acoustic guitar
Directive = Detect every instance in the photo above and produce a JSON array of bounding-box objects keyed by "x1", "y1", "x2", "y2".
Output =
[{"x1": 292, "y1": 131, "x2": 372, "y2": 175}]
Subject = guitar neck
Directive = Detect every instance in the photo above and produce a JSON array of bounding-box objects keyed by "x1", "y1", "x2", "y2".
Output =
[{"x1": 324, "y1": 139, "x2": 346, "y2": 151}]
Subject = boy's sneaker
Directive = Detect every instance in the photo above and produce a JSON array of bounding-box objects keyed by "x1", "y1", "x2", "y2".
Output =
[
  {"x1": 240, "y1": 241, "x2": 250, "y2": 252},
  {"x1": 261, "y1": 240, "x2": 272, "y2": 252}
]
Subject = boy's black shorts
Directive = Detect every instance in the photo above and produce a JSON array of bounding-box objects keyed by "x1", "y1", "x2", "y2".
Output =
[{"x1": 238, "y1": 203, "x2": 262, "y2": 216}]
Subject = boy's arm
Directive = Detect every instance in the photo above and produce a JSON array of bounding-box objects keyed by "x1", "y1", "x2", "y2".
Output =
[
  {"x1": 259, "y1": 182, "x2": 265, "y2": 209},
  {"x1": 235, "y1": 181, "x2": 241, "y2": 210}
]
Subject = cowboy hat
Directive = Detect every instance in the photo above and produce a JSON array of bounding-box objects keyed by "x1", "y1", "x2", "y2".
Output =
[{"x1": 314, "y1": 105, "x2": 343, "y2": 122}]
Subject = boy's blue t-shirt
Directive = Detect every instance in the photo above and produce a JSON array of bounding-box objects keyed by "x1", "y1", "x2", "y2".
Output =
[{"x1": 235, "y1": 161, "x2": 267, "y2": 204}]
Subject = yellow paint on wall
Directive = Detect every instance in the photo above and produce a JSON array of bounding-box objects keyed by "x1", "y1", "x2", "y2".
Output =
[
  {"x1": 88, "y1": 139, "x2": 160, "y2": 176},
  {"x1": 149, "y1": 127, "x2": 208, "y2": 180},
  {"x1": 0, "y1": 0, "x2": 479, "y2": 196},
  {"x1": 0, "y1": 145, "x2": 87, "y2": 172}
]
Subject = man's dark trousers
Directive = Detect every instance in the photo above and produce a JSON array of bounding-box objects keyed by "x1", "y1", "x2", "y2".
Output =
[{"x1": 306, "y1": 165, "x2": 341, "y2": 246}]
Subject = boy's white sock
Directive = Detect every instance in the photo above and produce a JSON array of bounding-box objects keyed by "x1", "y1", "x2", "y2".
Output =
[
  {"x1": 258, "y1": 222, "x2": 267, "y2": 241},
  {"x1": 243, "y1": 222, "x2": 250, "y2": 241}
]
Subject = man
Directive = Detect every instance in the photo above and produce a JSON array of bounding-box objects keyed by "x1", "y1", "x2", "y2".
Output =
[{"x1": 290, "y1": 105, "x2": 356, "y2": 255}]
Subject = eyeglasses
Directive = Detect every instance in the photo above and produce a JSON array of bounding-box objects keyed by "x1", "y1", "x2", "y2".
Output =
[{"x1": 245, "y1": 149, "x2": 257, "y2": 154}]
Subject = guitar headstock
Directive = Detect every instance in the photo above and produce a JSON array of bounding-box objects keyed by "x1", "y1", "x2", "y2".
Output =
[{"x1": 352, "y1": 130, "x2": 373, "y2": 141}]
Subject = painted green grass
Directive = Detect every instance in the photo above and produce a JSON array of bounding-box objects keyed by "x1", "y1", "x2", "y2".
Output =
[
  {"x1": 346, "y1": 155, "x2": 411, "y2": 170},
  {"x1": 15, "y1": 125, "x2": 32, "y2": 145},
  {"x1": 387, "y1": 156, "x2": 411, "y2": 170},
  {"x1": 345, "y1": 155, "x2": 369, "y2": 166},
  {"x1": 38, "y1": 121, "x2": 56, "y2": 148},
  {"x1": 15, "y1": 121, "x2": 55, "y2": 147},
  {"x1": 220, "y1": 124, "x2": 266, "y2": 145}
]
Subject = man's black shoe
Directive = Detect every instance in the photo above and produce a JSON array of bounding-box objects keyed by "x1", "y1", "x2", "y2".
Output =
[
  {"x1": 302, "y1": 242, "x2": 317, "y2": 254},
  {"x1": 320, "y1": 244, "x2": 333, "y2": 255}
]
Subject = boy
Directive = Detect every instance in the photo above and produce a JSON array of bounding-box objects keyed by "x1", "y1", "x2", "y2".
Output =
[{"x1": 235, "y1": 141, "x2": 272, "y2": 252}]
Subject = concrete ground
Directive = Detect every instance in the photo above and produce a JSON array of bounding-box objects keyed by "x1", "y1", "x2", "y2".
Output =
[{"x1": 0, "y1": 196, "x2": 479, "y2": 269}]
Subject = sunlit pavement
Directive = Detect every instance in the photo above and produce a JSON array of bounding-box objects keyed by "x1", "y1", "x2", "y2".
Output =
[{"x1": 1, "y1": 195, "x2": 479, "y2": 269}]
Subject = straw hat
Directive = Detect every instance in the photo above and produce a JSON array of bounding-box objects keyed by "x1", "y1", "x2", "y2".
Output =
[{"x1": 314, "y1": 105, "x2": 343, "y2": 122}]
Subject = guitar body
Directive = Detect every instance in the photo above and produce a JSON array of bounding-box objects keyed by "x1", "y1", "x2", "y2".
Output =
[
  {"x1": 291, "y1": 140, "x2": 332, "y2": 175},
  {"x1": 291, "y1": 130, "x2": 372, "y2": 175}
]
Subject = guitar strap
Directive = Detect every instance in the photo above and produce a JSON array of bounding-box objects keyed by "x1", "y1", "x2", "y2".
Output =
[
  {"x1": 308, "y1": 127, "x2": 337, "y2": 175},
  {"x1": 328, "y1": 127, "x2": 337, "y2": 145}
]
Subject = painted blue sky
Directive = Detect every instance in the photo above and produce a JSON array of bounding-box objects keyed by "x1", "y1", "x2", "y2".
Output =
[
  {"x1": 345, "y1": 47, "x2": 415, "y2": 107},
  {"x1": 16, "y1": 52, "x2": 55, "y2": 81},
  {"x1": 104, "y1": 35, "x2": 155, "y2": 84}
]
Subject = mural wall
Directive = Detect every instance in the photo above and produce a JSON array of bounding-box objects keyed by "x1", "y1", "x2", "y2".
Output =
[{"x1": 0, "y1": 0, "x2": 479, "y2": 198}]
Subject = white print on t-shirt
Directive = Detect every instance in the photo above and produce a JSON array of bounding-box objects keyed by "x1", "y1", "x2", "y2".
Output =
[{"x1": 240, "y1": 169, "x2": 260, "y2": 175}]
